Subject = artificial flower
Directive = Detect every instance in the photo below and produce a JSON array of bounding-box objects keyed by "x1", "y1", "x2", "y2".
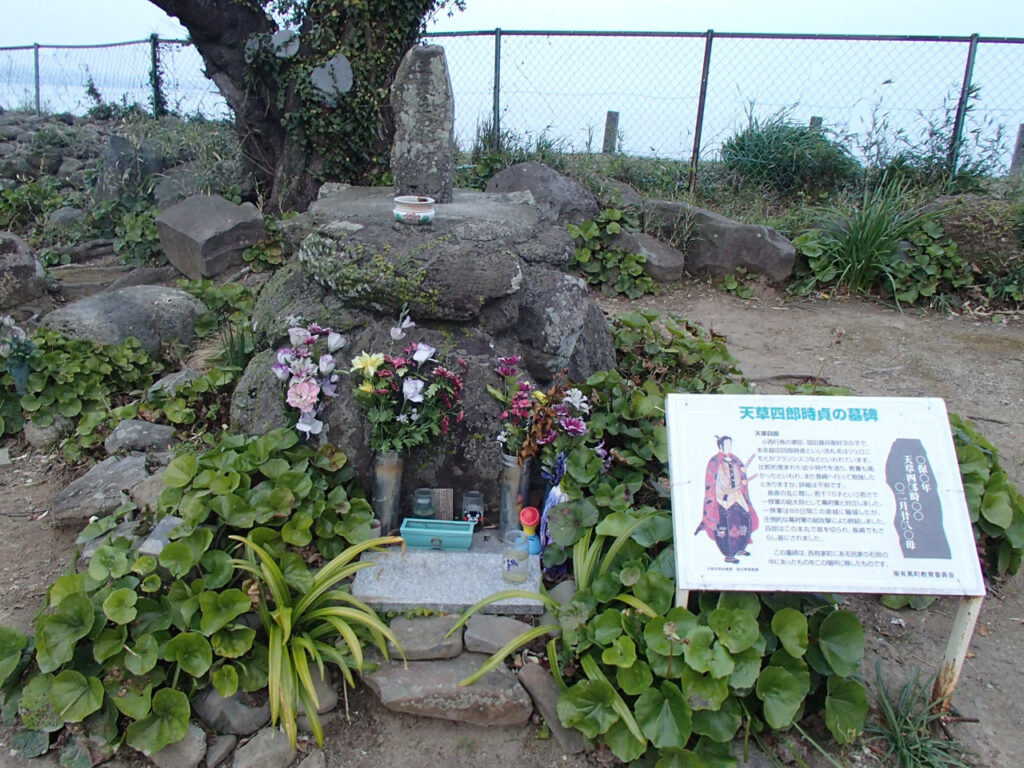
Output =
[
  {"x1": 318, "y1": 354, "x2": 336, "y2": 375},
  {"x1": 412, "y1": 342, "x2": 436, "y2": 365},
  {"x1": 351, "y1": 351, "x2": 386, "y2": 377},
  {"x1": 327, "y1": 331, "x2": 346, "y2": 352},
  {"x1": 403, "y1": 378, "x2": 425, "y2": 403},
  {"x1": 288, "y1": 326, "x2": 313, "y2": 347},
  {"x1": 286, "y1": 378, "x2": 320, "y2": 413}
]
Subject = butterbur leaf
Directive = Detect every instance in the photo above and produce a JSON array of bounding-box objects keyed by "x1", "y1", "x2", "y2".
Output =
[
  {"x1": 141, "y1": 574, "x2": 162, "y2": 593},
  {"x1": 708, "y1": 607, "x2": 759, "y2": 653},
  {"x1": 604, "y1": 718, "x2": 646, "y2": 763},
  {"x1": 92, "y1": 625, "x2": 127, "y2": 664},
  {"x1": 211, "y1": 625, "x2": 256, "y2": 659},
  {"x1": 124, "y1": 635, "x2": 158, "y2": 676},
  {"x1": 556, "y1": 679, "x2": 619, "y2": 738},
  {"x1": 680, "y1": 666, "x2": 728, "y2": 711},
  {"x1": 35, "y1": 593, "x2": 95, "y2": 673},
  {"x1": 633, "y1": 571, "x2": 674, "y2": 615},
  {"x1": 728, "y1": 647, "x2": 762, "y2": 691},
  {"x1": 162, "y1": 454, "x2": 198, "y2": 488},
  {"x1": 131, "y1": 555, "x2": 158, "y2": 576},
  {"x1": 281, "y1": 510, "x2": 314, "y2": 546},
  {"x1": 654, "y1": 747, "x2": 704, "y2": 768},
  {"x1": 601, "y1": 635, "x2": 637, "y2": 668},
  {"x1": 102, "y1": 588, "x2": 138, "y2": 625},
  {"x1": 133, "y1": 597, "x2": 173, "y2": 636},
  {"x1": 817, "y1": 610, "x2": 864, "y2": 677},
  {"x1": 162, "y1": 632, "x2": 212, "y2": 678},
  {"x1": 212, "y1": 664, "x2": 239, "y2": 698},
  {"x1": 825, "y1": 677, "x2": 867, "y2": 744},
  {"x1": 199, "y1": 589, "x2": 252, "y2": 636},
  {"x1": 548, "y1": 499, "x2": 599, "y2": 547},
  {"x1": 88, "y1": 545, "x2": 129, "y2": 581},
  {"x1": 159, "y1": 542, "x2": 198, "y2": 579},
  {"x1": 0, "y1": 626, "x2": 28, "y2": 687},
  {"x1": 199, "y1": 550, "x2": 234, "y2": 590},
  {"x1": 591, "y1": 609, "x2": 623, "y2": 646},
  {"x1": 635, "y1": 681, "x2": 692, "y2": 748},
  {"x1": 125, "y1": 688, "x2": 190, "y2": 755},
  {"x1": 644, "y1": 609, "x2": 697, "y2": 656},
  {"x1": 236, "y1": 643, "x2": 269, "y2": 690},
  {"x1": 18, "y1": 674, "x2": 61, "y2": 732},
  {"x1": 755, "y1": 666, "x2": 804, "y2": 729},
  {"x1": 682, "y1": 626, "x2": 715, "y2": 673},
  {"x1": 12, "y1": 729, "x2": 50, "y2": 758},
  {"x1": 691, "y1": 697, "x2": 742, "y2": 743},
  {"x1": 616, "y1": 660, "x2": 653, "y2": 696},
  {"x1": 49, "y1": 670, "x2": 103, "y2": 722},
  {"x1": 771, "y1": 607, "x2": 809, "y2": 658},
  {"x1": 708, "y1": 643, "x2": 735, "y2": 679},
  {"x1": 104, "y1": 670, "x2": 159, "y2": 720}
]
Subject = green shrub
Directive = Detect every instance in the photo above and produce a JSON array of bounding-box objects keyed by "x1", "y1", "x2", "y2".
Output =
[
  {"x1": 720, "y1": 113, "x2": 860, "y2": 197},
  {"x1": 568, "y1": 209, "x2": 656, "y2": 299},
  {"x1": 791, "y1": 180, "x2": 940, "y2": 300}
]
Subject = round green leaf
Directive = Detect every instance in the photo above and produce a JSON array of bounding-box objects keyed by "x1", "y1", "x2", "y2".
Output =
[
  {"x1": 88, "y1": 545, "x2": 129, "y2": 581},
  {"x1": 0, "y1": 626, "x2": 28, "y2": 687},
  {"x1": 199, "y1": 550, "x2": 234, "y2": 590},
  {"x1": 162, "y1": 632, "x2": 212, "y2": 678},
  {"x1": 158, "y1": 541, "x2": 198, "y2": 579},
  {"x1": 644, "y1": 608, "x2": 697, "y2": 656},
  {"x1": 981, "y1": 490, "x2": 1013, "y2": 529},
  {"x1": 11, "y1": 729, "x2": 50, "y2": 758},
  {"x1": 102, "y1": 588, "x2": 139, "y2": 625},
  {"x1": 281, "y1": 510, "x2": 314, "y2": 546},
  {"x1": 18, "y1": 674, "x2": 62, "y2": 732},
  {"x1": 35, "y1": 593, "x2": 95, "y2": 673},
  {"x1": 556, "y1": 679, "x2": 619, "y2": 739},
  {"x1": 708, "y1": 643, "x2": 736, "y2": 679},
  {"x1": 131, "y1": 555, "x2": 158, "y2": 576},
  {"x1": 209, "y1": 471, "x2": 241, "y2": 496},
  {"x1": 728, "y1": 646, "x2": 762, "y2": 691},
  {"x1": 236, "y1": 643, "x2": 269, "y2": 690},
  {"x1": 125, "y1": 635, "x2": 159, "y2": 676},
  {"x1": 679, "y1": 666, "x2": 728, "y2": 711},
  {"x1": 49, "y1": 670, "x2": 103, "y2": 723},
  {"x1": 199, "y1": 589, "x2": 252, "y2": 636},
  {"x1": 771, "y1": 607, "x2": 809, "y2": 658},
  {"x1": 616, "y1": 660, "x2": 653, "y2": 696},
  {"x1": 653, "y1": 747, "x2": 704, "y2": 768},
  {"x1": 601, "y1": 635, "x2": 637, "y2": 668},
  {"x1": 592, "y1": 609, "x2": 623, "y2": 646},
  {"x1": 162, "y1": 454, "x2": 199, "y2": 488},
  {"x1": 132, "y1": 597, "x2": 173, "y2": 636},
  {"x1": 691, "y1": 697, "x2": 742, "y2": 743},
  {"x1": 125, "y1": 688, "x2": 190, "y2": 756},
  {"x1": 683, "y1": 626, "x2": 715, "y2": 673},
  {"x1": 708, "y1": 607, "x2": 759, "y2": 653},
  {"x1": 141, "y1": 574, "x2": 162, "y2": 593},
  {"x1": 92, "y1": 625, "x2": 127, "y2": 663},
  {"x1": 825, "y1": 677, "x2": 868, "y2": 745},
  {"x1": 604, "y1": 717, "x2": 647, "y2": 763},
  {"x1": 104, "y1": 670, "x2": 158, "y2": 720},
  {"x1": 817, "y1": 610, "x2": 864, "y2": 678},
  {"x1": 634, "y1": 571, "x2": 674, "y2": 615},
  {"x1": 211, "y1": 664, "x2": 239, "y2": 698},
  {"x1": 755, "y1": 666, "x2": 804, "y2": 729},
  {"x1": 647, "y1": 647, "x2": 686, "y2": 678},
  {"x1": 635, "y1": 681, "x2": 692, "y2": 748}
]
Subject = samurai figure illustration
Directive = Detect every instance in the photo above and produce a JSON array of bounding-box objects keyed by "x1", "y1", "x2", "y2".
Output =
[{"x1": 695, "y1": 435, "x2": 759, "y2": 564}]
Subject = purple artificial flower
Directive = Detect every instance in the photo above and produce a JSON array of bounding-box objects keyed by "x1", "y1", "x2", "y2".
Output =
[
  {"x1": 559, "y1": 416, "x2": 588, "y2": 437},
  {"x1": 495, "y1": 364, "x2": 518, "y2": 377},
  {"x1": 318, "y1": 354, "x2": 336, "y2": 375},
  {"x1": 270, "y1": 363, "x2": 290, "y2": 381},
  {"x1": 288, "y1": 356, "x2": 316, "y2": 380},
  {"x1": 276, "y1": 347, "x2": 296, "y2": 366},
  {"x1": 288, "y1": 327, "x2": 313, "y2": 347},
  {"x1": 536, "y1": 430, "x2": 558, "y2": 445}
]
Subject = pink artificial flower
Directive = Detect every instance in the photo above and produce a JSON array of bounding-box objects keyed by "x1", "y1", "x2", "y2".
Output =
[
  {"x1": 286, "y1": 379, "x2": 320, "y2": 413},
  {"x1": 559, "y1": 416, "x2": 588, "y2": 437},
  {"x1": 288, "y1": 327, "x2": 313, "y2": 347},
  {"x1": 289, "y1": 357, "x2": 316, "y2": 380}
]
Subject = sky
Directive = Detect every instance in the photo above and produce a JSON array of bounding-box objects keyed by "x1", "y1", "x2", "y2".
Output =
[{"x1": 0, "y1": 0, "x2": 1022, "y2": 47}]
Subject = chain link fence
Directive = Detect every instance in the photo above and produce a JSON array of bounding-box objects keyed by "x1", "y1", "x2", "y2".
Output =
[
  {"x1": 2, "y1": 30, "x2": 1021, "y2": 184},
  {"x1": 0, "y1": 38, "x2": 228, "y2": 117}
]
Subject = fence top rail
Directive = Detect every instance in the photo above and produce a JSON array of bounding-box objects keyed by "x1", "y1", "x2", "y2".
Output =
[
  {"x1": 0, "y1": 37, "x2": 190, "y2": 52},
  {"x1": 425, "y1": 28, "x2": 1024, "y2": 44}
]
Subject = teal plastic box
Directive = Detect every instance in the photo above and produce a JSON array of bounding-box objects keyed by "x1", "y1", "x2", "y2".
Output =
[{"x1": 399, "y1": 518, "x2": 474, "y2": 550}]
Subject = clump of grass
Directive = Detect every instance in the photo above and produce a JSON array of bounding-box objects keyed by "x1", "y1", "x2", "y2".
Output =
[
  {"x1": 866, "y1": 663, "x2": 974, "y2": 768},
  {"x1": 721, "y1": 111, "x2": 861, "y2": 197}
]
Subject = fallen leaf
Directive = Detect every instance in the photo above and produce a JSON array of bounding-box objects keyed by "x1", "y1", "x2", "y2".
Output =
[
  {"x1": 978, "y1": 624, "x2": 990, "y2": 637},
  {"x1": 966, "y1": 651, "x2": 976, "y2": 659}
]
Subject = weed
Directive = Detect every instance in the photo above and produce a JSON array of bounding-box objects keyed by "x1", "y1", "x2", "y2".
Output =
[{"x1": 866, "y1": 663, "x2": 974, "y2": 768}]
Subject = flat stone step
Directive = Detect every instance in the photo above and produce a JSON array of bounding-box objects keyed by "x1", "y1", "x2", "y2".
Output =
[
  {"x1": 352, "y1": 532, "x2": 544, "y2": 615},
  {"x1": 363, "y1": 652, "x2": 533, "y2": 726}
]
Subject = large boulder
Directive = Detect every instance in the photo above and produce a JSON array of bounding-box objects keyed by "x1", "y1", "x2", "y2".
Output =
[
  {"x1": 41, "y1": 284, "x2": 207, "y2": 354},
  {"x1": 643, "y1": 198, "x2": 795, "y2": 283},
  {"x1": 610, "y1": 230, "x2": 686, "y2": 283},
  {"x1": 94, "y1": 135, "x2": 167, "y2": 202},
  {"x1": 485, "y1": 162, "x2": 600, "y2": 224},
  {"x1": 156, "y1": 194, "x2": 265, "y2": 279},
  {"x1": 0, "y1": 232, "x2": 46, "y2": 308},
  {"x1": 232, "y1": 185, "x2": 615, "y2": 504},
  {"x1": 390, "y1": 45, "x2": 455, "y2": 203}
]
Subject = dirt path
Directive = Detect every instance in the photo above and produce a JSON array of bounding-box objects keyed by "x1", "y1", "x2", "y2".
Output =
[{"x1": 1, "y1": 283, "x2": 1022, "y2": 766}]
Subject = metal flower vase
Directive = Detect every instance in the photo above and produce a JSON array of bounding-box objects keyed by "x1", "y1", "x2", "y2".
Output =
[{"x1": 373, "y1": 451, "x2": 404, "y2": 534}]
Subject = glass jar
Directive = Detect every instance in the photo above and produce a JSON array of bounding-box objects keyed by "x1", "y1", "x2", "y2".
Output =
[
  {"x1": 462, "y1": 490, "x2": 485, "y2": 529},
  {"x1": 412, "y1": 488, "x2": 435, "y2": 519},
  {"x1": 501, "y1": 530, "x2": 530, "y2": 583}
]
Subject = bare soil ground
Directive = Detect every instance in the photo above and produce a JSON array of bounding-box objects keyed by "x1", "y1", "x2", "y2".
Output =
[{"x1": 1, "y1": 280, "x2": 1022, "y2": 767}]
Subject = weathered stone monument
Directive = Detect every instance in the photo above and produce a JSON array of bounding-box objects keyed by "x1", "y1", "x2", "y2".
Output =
[{"x1": 390, "y1": 45, "x2": 455, "y2": 203}]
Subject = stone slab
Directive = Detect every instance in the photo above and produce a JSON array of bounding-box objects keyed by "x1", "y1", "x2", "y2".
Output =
[
  {"x1": 351, "y1": 543, "x2": 544, "y2": 615},
  {"x1": 518, "y1": 661, "x2": 585, "y2": 754},
  {"x1": 363, "y1": 652, "x2": 533, "y2": 726},
  {"x1": 387, "y1": 614, "x2": 463, "y2": 660}
]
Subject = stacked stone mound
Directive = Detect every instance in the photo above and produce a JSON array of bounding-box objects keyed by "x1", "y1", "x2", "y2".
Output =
[{"x1": 230, "y1": 184, "x2": 617, "y2": 504}]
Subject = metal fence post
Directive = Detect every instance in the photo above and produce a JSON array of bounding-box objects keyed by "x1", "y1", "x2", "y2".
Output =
[
  {"x1": 947, "y1": 32, "x2": 979, "y2": 189},
  {"x1": 491, "y1": 28, "x2": 502, "y2": 151},
  {"x1": 150, "y1": 34, "x2": 165, "y2": 117},
  {"x1": 33, "y1": 43, "x2": 40, "y2": 113},
  {"x1": 687, "y1": 29, "x2": 714, "y2": 194}
]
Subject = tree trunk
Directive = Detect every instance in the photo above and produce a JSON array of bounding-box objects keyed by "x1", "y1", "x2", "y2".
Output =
[{"x1": 149, "y1": 0, "x2": 442, "y2": 213}]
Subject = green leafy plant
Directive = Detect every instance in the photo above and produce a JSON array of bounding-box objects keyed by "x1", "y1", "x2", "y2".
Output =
[
  {"x1": 792, "y1": 179, "x2": 940, "y2": 301},
  {"x1": 141, "y1": 366, "x2": 239, "y2": 437},
  {"x1": 231, "y1": 533, "x2": 404, "y2": 747},
  {"x1": 113, "y1": 203, "x2": 163, "y2": 266},
  {"x1": 568, "y1": 209, "x2": 656, "y2": 299},
  {"x1": 949, "y1": 413, "x2": 1024, "y2": 577},
  {"x1": 7, "y1": 328, "x2": 163, "y2": 462},
  {"x1": 0, "y1": 176, "x2": 64, "y2": 236},
  {"x1": 866, "y1": 662, "x2": 974, "y2": 768},
  {"x1": 718, "y1": 267, "x2": 754, "y2": 299},
  {"x1": 720, "y1": 111, "x2": 861, "y2": 197},
  {"x1": 243, "y1": 213, "x2": 295, "y2": 271}
]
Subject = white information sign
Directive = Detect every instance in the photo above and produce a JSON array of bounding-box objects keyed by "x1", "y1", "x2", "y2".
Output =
[{"x1": 665, "y1": 394, "x2": 985, "y2": 598}]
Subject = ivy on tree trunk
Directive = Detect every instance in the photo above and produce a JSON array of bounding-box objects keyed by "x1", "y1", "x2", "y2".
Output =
[{"x1": 148, "y1": 0, "x2": 451, "y2": 212}]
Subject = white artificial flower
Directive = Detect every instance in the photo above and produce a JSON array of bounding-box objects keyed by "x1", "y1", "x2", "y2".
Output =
[
  {"x1": 403, "y1": 378, "x2": 425, "y2": 403},
  {"x1": 412, "y1": 342, "x2": 436, "y2": 365},
  {"x1": 565, "y1": 387, "x2": 590, "y2": 413},
  {"x1": 318, "y1": 354, "x2": 336, "y2": 375},
  {"x1": 327, "y1": 331, "x2": 346, "y2": 352},
  {"x1": 288, "y1": 326, "x2": 313, "y2": 346}
]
